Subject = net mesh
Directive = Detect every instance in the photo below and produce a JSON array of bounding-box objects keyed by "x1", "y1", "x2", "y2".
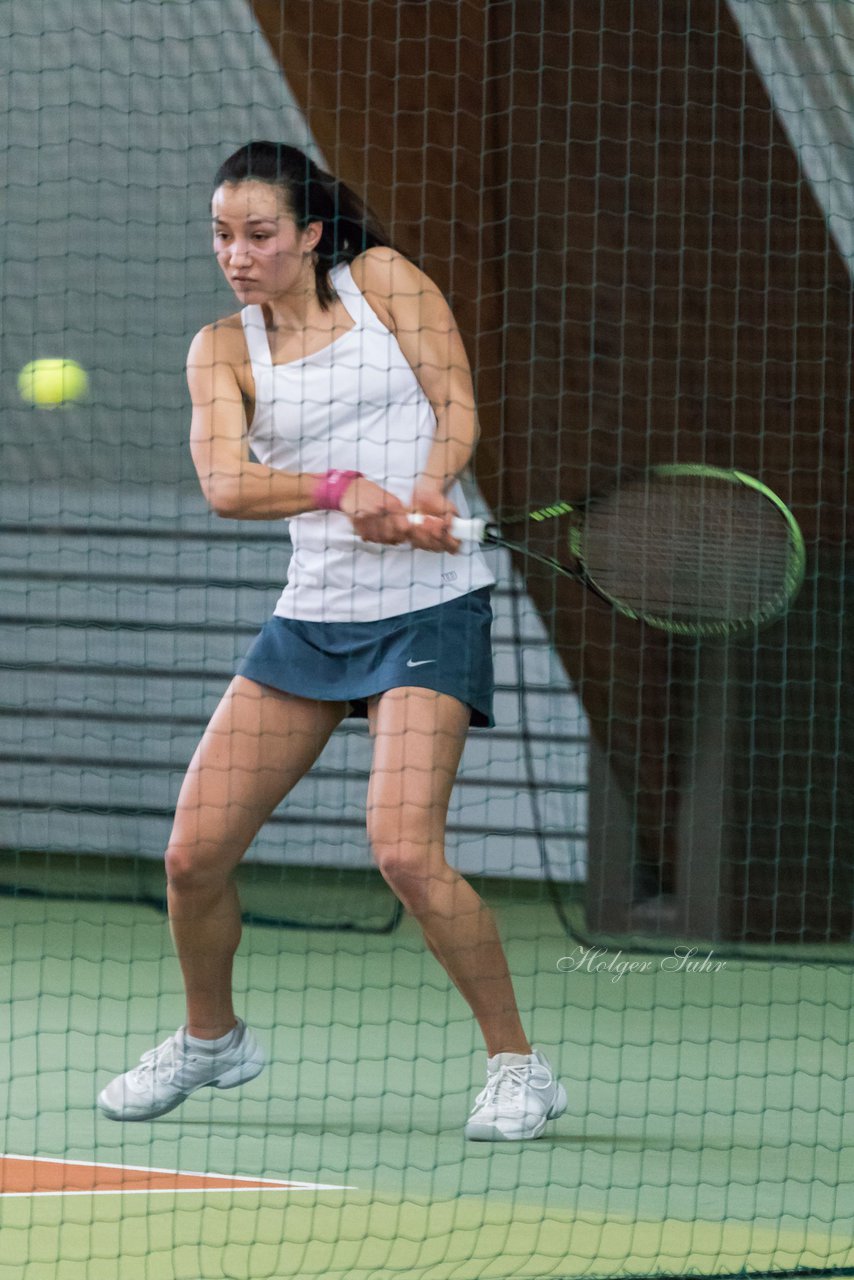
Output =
[{"x1": 1, "y1": 1, "x2": 852, "y2": 1278}]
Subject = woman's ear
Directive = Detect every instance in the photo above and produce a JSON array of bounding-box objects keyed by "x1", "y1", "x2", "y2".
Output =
[{"x1": 302, "y1": 220, "x2": 324, "y2": 254}]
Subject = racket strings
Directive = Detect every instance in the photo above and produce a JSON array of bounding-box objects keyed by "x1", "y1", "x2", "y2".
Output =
[{"x1": 579, "y1": 478, "x2": 797, "y2": 625}]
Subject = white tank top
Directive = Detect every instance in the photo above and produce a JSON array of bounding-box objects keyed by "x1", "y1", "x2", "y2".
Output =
[{"x1": 240, "y1": 259, "x2": 495, "y2": 622}]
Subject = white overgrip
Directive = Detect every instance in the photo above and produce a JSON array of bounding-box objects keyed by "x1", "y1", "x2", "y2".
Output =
[{"x1": 407, "y1": 513, "x2": 487, "y2": 541}]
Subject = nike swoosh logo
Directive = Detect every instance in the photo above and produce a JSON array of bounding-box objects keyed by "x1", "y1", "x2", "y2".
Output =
[{"x1": 406, "y1": 658, "x2": 436, "y2": 668}]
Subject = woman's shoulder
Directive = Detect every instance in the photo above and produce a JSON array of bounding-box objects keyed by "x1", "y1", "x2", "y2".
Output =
[
  {"x1": 186, "y1": 311, "x2": 248, "y2": 366},
  {"x1": 349, "y1": 250, "x2": 444, "y2": 333},
  {"x1": 349, "y1": 247, "x2": 430, "y2": 297}
]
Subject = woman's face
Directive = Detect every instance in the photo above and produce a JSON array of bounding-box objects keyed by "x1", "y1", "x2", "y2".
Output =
[{"x1": 211, "y1": 180, "x2": 321, "y2": 303}]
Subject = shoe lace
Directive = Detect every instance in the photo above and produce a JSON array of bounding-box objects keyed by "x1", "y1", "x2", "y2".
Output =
[
  {"x1": 130, "y1": 1036, "x2": 186, "y2": 1086},
  {"x1": 474, "y1": 1062, "x2": 551, "y2": 1111}
]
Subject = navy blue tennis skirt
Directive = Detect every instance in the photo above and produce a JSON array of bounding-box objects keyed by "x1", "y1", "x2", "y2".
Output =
[{"x1": 236, "y1": 588, "x2": 495, "y2": 727}]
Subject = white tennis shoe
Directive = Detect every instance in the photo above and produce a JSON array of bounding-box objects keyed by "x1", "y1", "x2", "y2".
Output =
[
  {"x1": 97, "y1": 1020, "x2": 266, "y2": 1121},
  {"x1": 464, "y1": 1048, "x2": 567, "y2": 1141}
]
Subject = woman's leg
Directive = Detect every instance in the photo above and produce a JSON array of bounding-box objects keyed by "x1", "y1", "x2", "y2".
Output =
[
  {"x1": 166, "y1": 675, "x2": 346, "y2": 1038},
  {"x1": 366, "y1": 686, "x2": 531, "y2": 1057}
]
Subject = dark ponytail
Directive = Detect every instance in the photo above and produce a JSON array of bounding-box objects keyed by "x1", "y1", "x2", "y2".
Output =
[{"x1": 213, "y1": 141, "x2": 396, "y2": 309}]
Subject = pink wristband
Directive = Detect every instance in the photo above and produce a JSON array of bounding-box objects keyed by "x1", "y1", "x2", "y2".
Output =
[{"x1": 312, "y1": 469, "x2": 363, "y2": 511}]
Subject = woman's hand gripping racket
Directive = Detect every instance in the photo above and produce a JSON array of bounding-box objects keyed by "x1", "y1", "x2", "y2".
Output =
[{"x1": 410, "y1": 465, "x2": 806, "y2": 638}]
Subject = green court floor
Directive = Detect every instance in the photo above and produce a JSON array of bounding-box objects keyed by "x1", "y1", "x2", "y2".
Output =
[{"x1": 1, "y1": 884, "x2": 852, "y2": 1279}]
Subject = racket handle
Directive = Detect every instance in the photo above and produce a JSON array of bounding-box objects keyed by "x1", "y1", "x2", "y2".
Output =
[{"x1": 408, "y1": 513, "x2": 487, "y2": 541}]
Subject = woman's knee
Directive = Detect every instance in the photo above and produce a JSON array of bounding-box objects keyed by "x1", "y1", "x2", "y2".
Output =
[
  {"x1": 368, "y1": 809, "x2": 418, "y2": 869},
  {"x1": 368, "y1": 817, "x2": 448, "y2": 904},
  {"x1": 370, "y1": 839, "x2": 420, "y2": 884},
  {"x1": 164, "y1": 840, "x2": 231, "y2": 898}
]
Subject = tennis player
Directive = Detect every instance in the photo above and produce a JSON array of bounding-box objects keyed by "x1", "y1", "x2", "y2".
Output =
[{"x1": 97, "y1": 142, "x2": 566, "y2": 1141}]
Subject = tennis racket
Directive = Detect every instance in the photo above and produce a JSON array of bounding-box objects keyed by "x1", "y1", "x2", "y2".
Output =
[{"x1": 410, "y1": 464, "x2": 805, "y2": 638}]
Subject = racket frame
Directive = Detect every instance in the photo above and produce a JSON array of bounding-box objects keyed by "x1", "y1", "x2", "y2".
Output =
[{"x1": 483, "y1": 464, "x2": 807, "y2": 638}]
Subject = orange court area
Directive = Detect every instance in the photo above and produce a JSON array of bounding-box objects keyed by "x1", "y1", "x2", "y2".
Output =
[{"x1": 0, "y1": 1154, "x2": 351, "y2": 1197}]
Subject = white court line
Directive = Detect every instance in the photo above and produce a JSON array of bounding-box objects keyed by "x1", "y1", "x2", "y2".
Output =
[{"x1": 0, "y1": 1187, "x2": 355, "y2": 1197}]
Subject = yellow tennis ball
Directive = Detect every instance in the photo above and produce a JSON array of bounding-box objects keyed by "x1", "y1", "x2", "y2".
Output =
[{"x1": 18, "y1": 358, "x2": 89, "y2": 408}]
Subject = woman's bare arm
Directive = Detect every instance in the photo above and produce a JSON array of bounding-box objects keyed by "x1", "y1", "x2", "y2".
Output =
[
  {"x1": 356, "y1": 248, "x2": 479, "y2": 495},
  {"x1": 187, "y1": 323, "x2": 317, "y2": 520}
]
